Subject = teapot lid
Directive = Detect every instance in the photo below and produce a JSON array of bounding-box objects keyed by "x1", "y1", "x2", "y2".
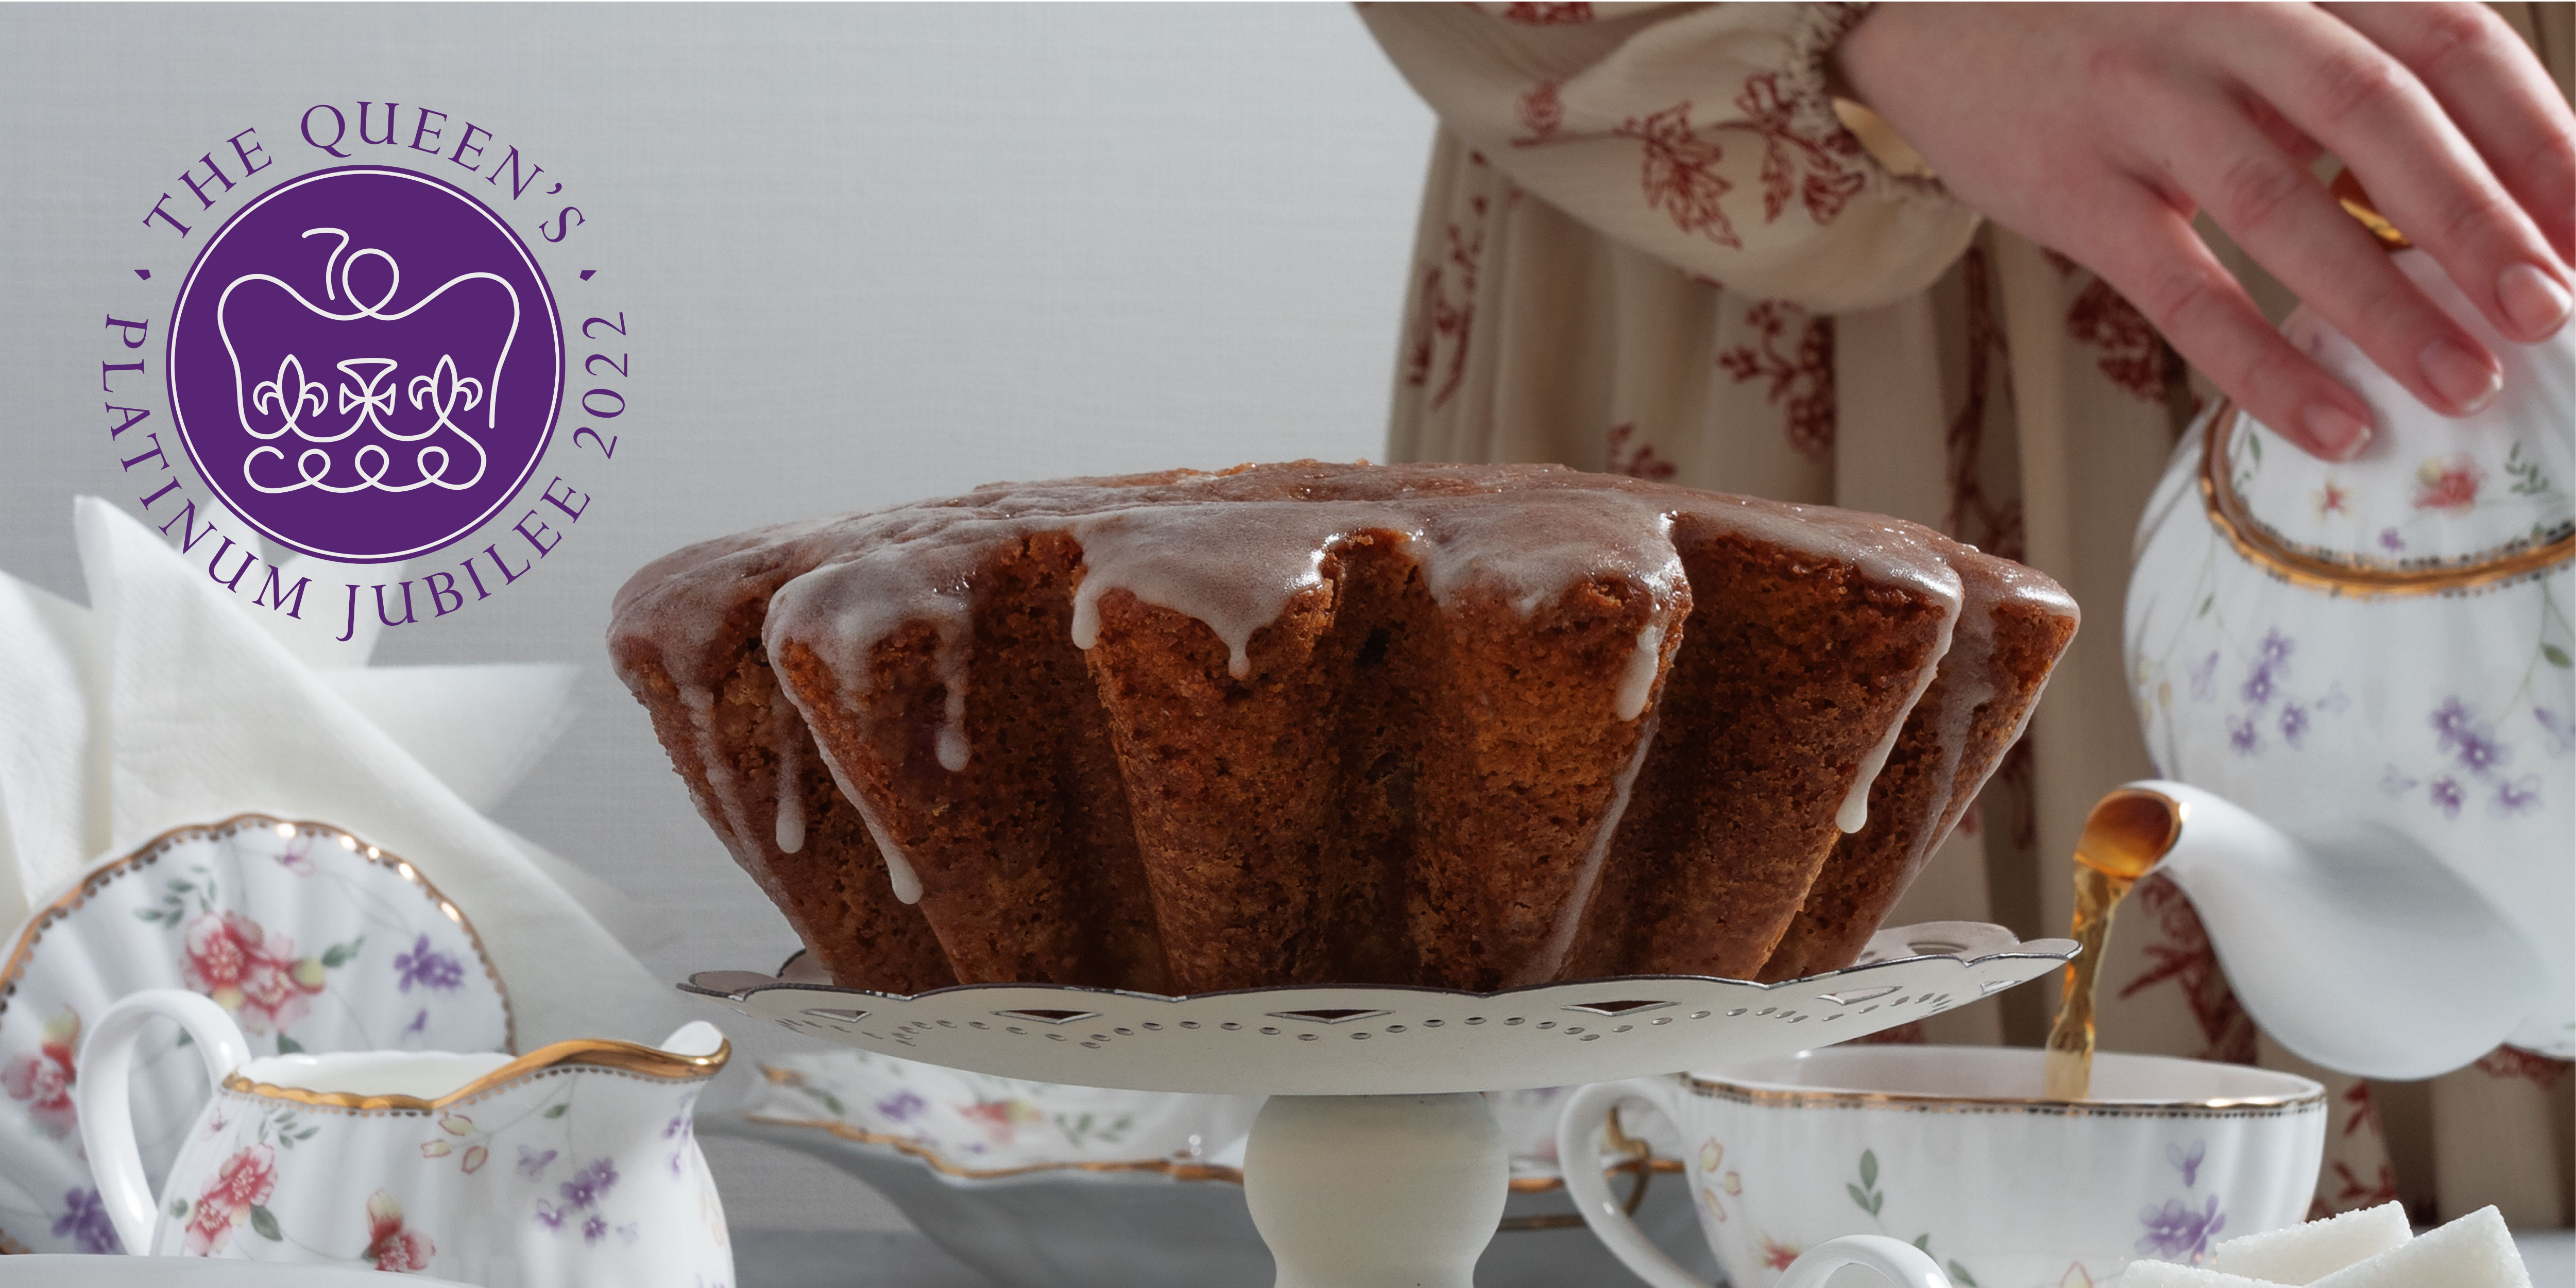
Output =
[{"x1": 2217, "y1": 245, "x2": 2572, "y2": 579}]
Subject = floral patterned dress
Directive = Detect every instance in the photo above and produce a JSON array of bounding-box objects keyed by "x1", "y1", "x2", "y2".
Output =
[{"x1": 1360, "y1": 0, "x2": 2573, "y2": 1228}]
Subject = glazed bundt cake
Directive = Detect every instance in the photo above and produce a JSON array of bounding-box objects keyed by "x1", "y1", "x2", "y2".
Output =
[{"x1": 610, "y1": 461, "x2": 2075, "y2": 995}]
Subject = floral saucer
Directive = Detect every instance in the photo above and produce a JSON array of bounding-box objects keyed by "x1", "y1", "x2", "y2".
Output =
[
  {"x1": 0, "y1": 815, "x2": 511, "y2": 1254},
  {"x1": 714, "y1": 1048, "x2": 1712, "y2": 1288}
]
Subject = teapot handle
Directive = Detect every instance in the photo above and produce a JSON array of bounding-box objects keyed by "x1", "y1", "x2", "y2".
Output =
[
  {"x1": 1557, "y1": 1079, "x2": 1951, "y2": 1288},
  {"x1": 76, "y1": 989, "x2": 252, "y2": 1256}
]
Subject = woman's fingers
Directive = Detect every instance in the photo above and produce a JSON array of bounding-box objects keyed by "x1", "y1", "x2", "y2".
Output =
[
  {"x1": 2324, "y1": 2, "x2": 2576, "y2": 263},
  {"x1": 2225, "y1": 5, "x2": 2572, "y2": 351},
  {"x1": 2154, "y1": 72, "x2": 2504, "y2": 420},
  {"x1": 2082, "y1": 194, "x2": 2377, "y2": 460}
]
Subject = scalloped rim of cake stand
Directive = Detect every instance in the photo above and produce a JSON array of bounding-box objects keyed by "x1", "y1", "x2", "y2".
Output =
[{"x1": 681, "y1": 921, "x2": 2077, "y2": 1095}]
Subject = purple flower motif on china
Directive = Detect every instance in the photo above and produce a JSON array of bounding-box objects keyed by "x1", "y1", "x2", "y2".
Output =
[
  {"x1": 403, "y1": 1008, "x2": 428, "y2": 1037},
  {"x1": 2228, "y1": 716, "x2": 2261, "y2": 756},
  {"x1": 2239, "y1": 667, "x2": 2276, "y2": 709},
  {"x1": 2278, "y1": 702, "x2": 2310, "y2": 748},
  {"x1": 2379, "y1": 527, "x2": 2404, "y2": 552},
  {"x1": 533, "y1": 1201, "x2": 566, "y2": 1232},
  {"x1": 560, "y1": 1158, "x2": 618, "y2": 1211},
  {"x1": 2137, "y1": 1193, "x2": 2226, "y2": 1259},
  {"x1": 582, "y1": 1214, "x2": 608, "y2": 1245},
  {"x1": 2188, "y1": 651, "x2": 2222, "y2": 701},
  {"x1": 52, "y1": 1187, "x2": 121, "y2": 1255},
  {"x1": 2430, "y1": 776, "x2": 2465, "y2": 818},
  {"x1": 2256, "y1": 630, "x2": 2292, "y2": 668},
  {"x1": 393, "y1": 935, "x2": 465, "y2": 993},
  {"x1": 2316, "y1": 684, "x2": 2349, "y2": 715},
  {"x1": 2166, "y1": 1140, "x2": 2205, "y2": 1188},
  {"x1": 2494, "y1": 776, "x2": 2542, "y2": 817},
  {"x1": 2431, "y1": 698, "x2": 2512, "y2": 777},
  {"x1": 518, "y1": 1145, "x2": 557, "y2": 1179},
  {"x1": 875, "y1": 1091, "x2": 928, "y2": 1123},
  {"x1": 664, "y1": 1112, "x2": 692, "y2": 1139},
  {"x1": 2380, "y1": 765, "x2": 2418, "y2": 797},
  {"x1": 2538, "y1": 707, "x2": 2574, "y2": 757}
]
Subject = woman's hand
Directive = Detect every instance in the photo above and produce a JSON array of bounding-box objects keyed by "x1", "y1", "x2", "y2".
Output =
[{"x1": 1835, "y1": 3, "x2": 2575, "y2": 460}]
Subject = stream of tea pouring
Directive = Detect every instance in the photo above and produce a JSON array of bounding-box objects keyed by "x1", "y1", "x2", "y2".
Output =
[{"x1": 2045, "y1": 782, "x2": 2545, "y2": 1091}]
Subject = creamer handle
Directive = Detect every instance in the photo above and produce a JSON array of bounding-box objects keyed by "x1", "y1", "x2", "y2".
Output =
[{"x1": 76, "y1": 989, "x2": 251, "y2": 1255}]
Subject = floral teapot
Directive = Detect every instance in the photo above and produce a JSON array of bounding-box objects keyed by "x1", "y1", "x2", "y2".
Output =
[
  {"x1": 77, "y1": 989, "x2": 735, "y2": 1286},
  {"x1": 2125, "y1": 218, "x2": 2573, "y2": 1064}
]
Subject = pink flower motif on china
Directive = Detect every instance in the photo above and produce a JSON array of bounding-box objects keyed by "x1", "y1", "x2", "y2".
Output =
[
  {"x1": 2413, "y1": 454, "x2": 2482, "y2": 512},
  {"x1": 2, "y1": 1008, "x2": 81, "y2": 1139},
  {"x1": 362, "y1": 1190, "x2": 436, "y2": 1272},
  {"x1": 185, "y1": 1143, "x2": 277, "y2": 1255},
  {"x1": 957, "y1": 1097, "x2": 1042, "y2": 1146},
  {"x1": 180, "y1": 911, "x2": 325, "y2": 1035},
  {"x1": 274, "y1": 837, "x2": 315, "y2": 875},
  {"x1": 2312, "y1": 478, "x2": 2349, "y2": 517},
  {"x1": 1760, "y1": 1232, "x2": 1803, "y2": 1270}
]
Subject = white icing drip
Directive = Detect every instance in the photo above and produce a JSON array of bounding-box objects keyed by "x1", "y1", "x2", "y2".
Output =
[
  {"x1": 1616, "y1": 624, "x2": 1664, "y2": 722},
  {"x1": 765, "y1": 644, "x2": 932, "y2": 905},
  {"x1": 771, "y1": 689, "x2": 807, "y2": 854},
  {"x1": 934, "y1": 616, "x2": 971, "y2": 771},
  {"x1": 1412, "y1": 495, "x2": 1684, "y2": 617},
  {"x1": 1069, "y1": 505, "x2": 1407, "y2": 677},
  {"x1": 1522, "y1": 712, "x2": 1662, "y2": 985},
  {"x1": 676, "y1": 685, "x2": 757, "y2": 854},
  {"x1": 818, "y1": 733, "x2": 924, "y2": 905},
  {"x1": 1833, "y1": 593, "x2": 1960, "y2": 834}
]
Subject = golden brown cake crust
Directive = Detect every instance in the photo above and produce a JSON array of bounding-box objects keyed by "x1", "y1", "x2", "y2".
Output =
[{"x1": 609, "y1": 460, "x2": 2075, "y2": 994}]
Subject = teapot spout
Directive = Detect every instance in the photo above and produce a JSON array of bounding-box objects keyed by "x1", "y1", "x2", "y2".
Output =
[{"x1": 2121, "y1": 780, "x2": 2543, "y2": 1080}]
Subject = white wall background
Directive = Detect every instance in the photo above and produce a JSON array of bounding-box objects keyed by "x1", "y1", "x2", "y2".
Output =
[{"x1": 0, "y1": 2, "x2": 1433, "y2": 1230}]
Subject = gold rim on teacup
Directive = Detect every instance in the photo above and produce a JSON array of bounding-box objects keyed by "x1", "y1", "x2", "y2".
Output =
[
  {"x1": 2198, "y1": 399, "x2": 2573, "y2": 598},
  {"x1": 225, "y1": 1035, "x2": 731, "y2": 1111},
  {"x1": 1680, "y1": 1066, "x2": 2324, "y2": 1118}
]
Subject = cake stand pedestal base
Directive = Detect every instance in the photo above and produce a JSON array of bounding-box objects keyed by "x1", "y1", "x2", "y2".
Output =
[{"x1": 1244, "y1": 1094, "x2": 1506, "y2": 1288}]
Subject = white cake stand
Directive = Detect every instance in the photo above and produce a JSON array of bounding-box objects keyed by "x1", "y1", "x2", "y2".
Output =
[{"x1": 683, "y1": 920, "x2": 2076, "y2": 1288}]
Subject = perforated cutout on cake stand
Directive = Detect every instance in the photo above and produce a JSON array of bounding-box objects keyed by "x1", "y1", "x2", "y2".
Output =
[{"x1": 682, "y1": 921, "x2": 2075, "y2": 1288}]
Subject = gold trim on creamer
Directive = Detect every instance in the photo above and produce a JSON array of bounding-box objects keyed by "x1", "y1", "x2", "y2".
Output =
[
  {"x1": 0, "y1": 813, "x2": 516, "y2": 1048},
  {"x1": 1682, "y1": 1071, "x2": 2323, "y2": 1117},
  {"x1": 224, "y1": 1035, "x2": 730, "y2": 1111},
  {"x1": 2200, "y1": 400, "x2": 2573, "y2": 597}
]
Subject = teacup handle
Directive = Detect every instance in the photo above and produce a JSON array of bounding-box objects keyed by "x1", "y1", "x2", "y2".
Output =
[
  {"x1": 1556, "y1": 1079, "x2": 1951, "y2": 1288},
  {"x1": 76, "y1": 989, "x2": 251, "y2": 1256}
]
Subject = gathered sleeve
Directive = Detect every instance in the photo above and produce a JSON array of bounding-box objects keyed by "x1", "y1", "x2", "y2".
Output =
[{"x1": 1358, "y1": 2, "x2": 1978, "y2": 312}]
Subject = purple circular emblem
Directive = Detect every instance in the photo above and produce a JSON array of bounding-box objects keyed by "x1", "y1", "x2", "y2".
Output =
[{"x1": 167, "y1": 166, "x2": 563, "y2": 563}]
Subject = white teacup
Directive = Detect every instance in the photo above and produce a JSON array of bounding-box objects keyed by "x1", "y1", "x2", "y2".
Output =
[
  {"x1": 77, "y1": 989, "x2": 735, "y2": 1286},
  {"x1": 1558, "y1": 1046, "x2": 2326, "y2": 1288}
]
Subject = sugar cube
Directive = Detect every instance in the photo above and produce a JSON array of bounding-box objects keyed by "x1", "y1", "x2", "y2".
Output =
[
  {"x1": 2309, "y1": 1207, "x2": 2530, "y2": 1288},
  {"x1": 2210, "y1": 1202, "x2": 2411, "y2": 1283},
  {"x1": 2118, "y1": 1261, "x2": 2276, "y2": 1287}
]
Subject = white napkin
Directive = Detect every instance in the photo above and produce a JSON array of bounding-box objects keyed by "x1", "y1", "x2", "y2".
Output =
[{"x1": 0, "y1": 496, "x2": 684, "y2": 1047}]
